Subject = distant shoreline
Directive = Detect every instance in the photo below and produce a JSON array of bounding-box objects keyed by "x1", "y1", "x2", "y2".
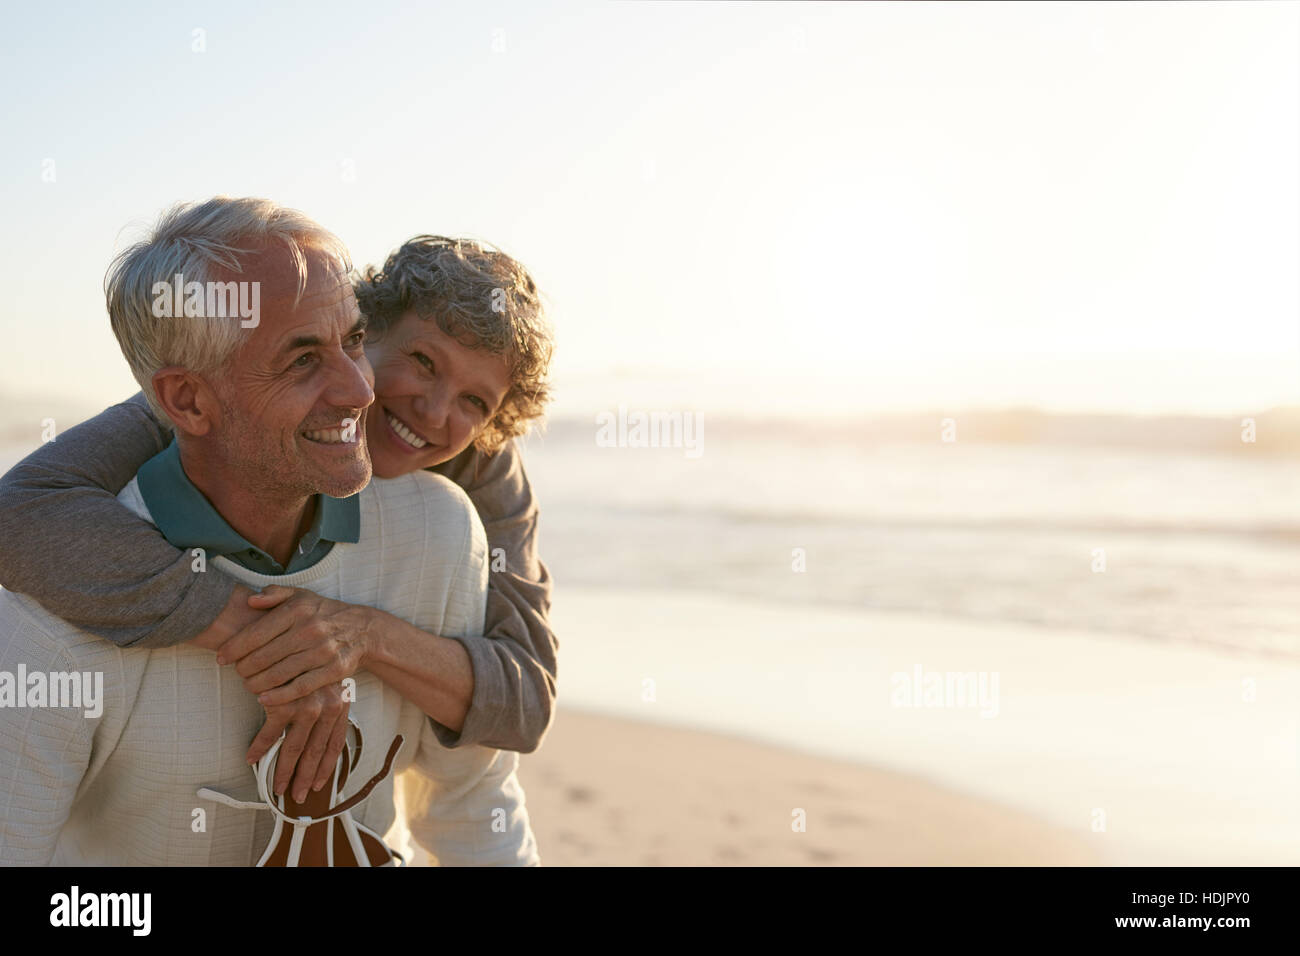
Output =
[
  {"x1": 2, "y1": 400, "x2": 1297, "y2": 458},
  {"x1": 525, "y1": 405, "x2": 1300, "y2": 458}
]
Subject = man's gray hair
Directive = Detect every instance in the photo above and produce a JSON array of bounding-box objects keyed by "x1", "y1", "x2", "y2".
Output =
[{"x1": 104, "y1": 196, "x2": 352, "y2": 427}]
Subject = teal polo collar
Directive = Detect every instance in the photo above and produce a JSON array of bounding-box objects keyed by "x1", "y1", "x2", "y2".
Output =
[{"x1": 136, "y1": 438, "x2": 360, "y2": 575}]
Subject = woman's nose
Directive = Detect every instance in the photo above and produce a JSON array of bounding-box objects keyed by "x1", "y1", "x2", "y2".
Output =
[{"x1": 413, "y1": 383, "x2": 451, "y2": 433}]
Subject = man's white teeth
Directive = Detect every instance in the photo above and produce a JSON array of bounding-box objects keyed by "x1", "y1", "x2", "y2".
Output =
[
  {"x1": 387, "y1": 412, "x2": 428, "y2": 448},
  {"x1": 303, "y1": 427, "x2": 347, "y2": 443}
]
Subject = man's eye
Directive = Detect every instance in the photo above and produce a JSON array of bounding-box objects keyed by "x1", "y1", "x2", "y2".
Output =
[
  {"x1": 292, "y1": 353, "x2": 314, "y2": 369},
  {"x1": 345, "y1": 331, "x2": 366, "y2": 348}
]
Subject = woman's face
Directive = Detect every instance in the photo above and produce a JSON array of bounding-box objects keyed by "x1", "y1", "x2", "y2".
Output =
[{"x1": 363, "y1": 312, "x2": 512, "y2": 478}]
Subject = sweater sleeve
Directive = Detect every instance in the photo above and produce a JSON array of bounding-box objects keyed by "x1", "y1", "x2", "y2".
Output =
[
  {"x1": 428, "y1": 440, "x2": 558, "y2": 754},
  {"x1": 401, "y1": 473, "x2": 539, "y2": 866},
  {"x1": 402, "y1": 721, "x2": 540, "y2": 866},
  {"x1": 0, "y1": 393, "x2": 236, "y2": 648}
]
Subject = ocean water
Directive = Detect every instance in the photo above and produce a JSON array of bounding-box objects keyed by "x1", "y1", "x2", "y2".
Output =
[
  {"x1": 2, "y1": 412, "x2": 1296, "y2": 660},
  {"x1": 519, "y1": 418, "x2": 1300, "y2": 659}
]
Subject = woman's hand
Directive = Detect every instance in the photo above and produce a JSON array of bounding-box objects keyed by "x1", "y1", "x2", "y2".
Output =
[{"x1": 217, "y1": 585, "x2": 375, "y2": 706}]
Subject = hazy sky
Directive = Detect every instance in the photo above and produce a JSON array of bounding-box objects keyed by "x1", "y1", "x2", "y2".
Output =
[{"x1": 1, "y1": 1, "x2": 1296, "y2": 419}]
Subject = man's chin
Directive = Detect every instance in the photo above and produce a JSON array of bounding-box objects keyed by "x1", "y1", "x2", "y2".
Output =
[
  {"x1": 300, "y1": 437, "x2": 372, "y2": 497},
  {"x1": 315, "y1": 463, "x2": 372, "y2": 498}
]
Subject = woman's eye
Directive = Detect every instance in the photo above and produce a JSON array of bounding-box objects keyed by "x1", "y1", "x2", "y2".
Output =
[
  {"x1": 413, "y1": 351, "x2": 434, "y2": 373},
  {"x1": 468, "y1": 396, "x2": 488, "y2": 413}
]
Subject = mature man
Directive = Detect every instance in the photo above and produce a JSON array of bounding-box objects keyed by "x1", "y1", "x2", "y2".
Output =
[{"x1": 0, "y1": 198, "x2": 537, "y2": 865}]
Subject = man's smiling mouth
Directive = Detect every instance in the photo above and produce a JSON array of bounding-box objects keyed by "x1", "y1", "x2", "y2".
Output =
[{"x1": 302, "y1": 421, "x2": 359, "y2": 444}]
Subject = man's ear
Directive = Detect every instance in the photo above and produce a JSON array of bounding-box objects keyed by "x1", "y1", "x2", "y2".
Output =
[{"x1": 152, "y1": 367, "x2": 220, "y2": 437}]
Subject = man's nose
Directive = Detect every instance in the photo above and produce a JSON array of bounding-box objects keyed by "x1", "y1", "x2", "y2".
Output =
[{"x1": 325, "y1": 346, "x2": 375, "y2": 416}]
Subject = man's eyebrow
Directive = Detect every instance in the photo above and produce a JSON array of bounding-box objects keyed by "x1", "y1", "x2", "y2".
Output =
[
  {"x1": 276, "y1": 316, "x2": 368, "y2": 358},
  {"x1": 279, "y1": 334, "x2": 325, "y2": 356}
]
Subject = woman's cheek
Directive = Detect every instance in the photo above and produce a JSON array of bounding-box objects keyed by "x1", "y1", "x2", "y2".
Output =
[
  {"x1": 455, "y1": 414, "x2": 481, "y2": 455},
  {"x1": 382, "y1": 363, "x2": 419, "y2": 400},
  {"x1": 450, "y1": 416, "x2": 468, "y2": 452}
]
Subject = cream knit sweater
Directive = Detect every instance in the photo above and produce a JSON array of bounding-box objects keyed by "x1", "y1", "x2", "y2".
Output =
[{"x1": 0, "y1": 469, "x2": 539, "y2": 866}]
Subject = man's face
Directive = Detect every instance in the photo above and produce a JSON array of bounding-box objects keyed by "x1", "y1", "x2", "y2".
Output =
[
  {"x1": 363, "y1": 312, "x2": 511, "y2": 478},
  {"x1": 207, "y1": 246, "x2": 374, "y2": 501}
]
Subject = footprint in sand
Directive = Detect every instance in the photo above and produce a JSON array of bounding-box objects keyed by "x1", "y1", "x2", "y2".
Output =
[
  {"x1": 827, "y1": 811, "x2": 869, "y2": 828},
  {"x1": 557, "y1": 830, "x2": 596, "y2": 856},
  {"x1": 566, "y1": 785, "x2": 597, "y2": 804},
  {"x1": 803, "y1": 846, "x2": 839, "y2": 863},
  {"x1": 715, "y1": 845, "x2": 747, "y2": 863}
]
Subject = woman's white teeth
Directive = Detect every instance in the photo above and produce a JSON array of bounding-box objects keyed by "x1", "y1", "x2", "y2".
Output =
[{"x1": 387, "y1": 412, "x2": 428, "y2": 448}]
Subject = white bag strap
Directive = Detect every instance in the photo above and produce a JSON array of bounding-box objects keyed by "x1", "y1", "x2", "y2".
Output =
[{"x1": 198, "y1": 718, "x2": 404, "y2": 829}]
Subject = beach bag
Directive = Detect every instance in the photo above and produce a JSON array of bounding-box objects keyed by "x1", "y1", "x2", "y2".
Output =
[{"x1": 199, "y1": 718, "x2": 406, "y2": 866}]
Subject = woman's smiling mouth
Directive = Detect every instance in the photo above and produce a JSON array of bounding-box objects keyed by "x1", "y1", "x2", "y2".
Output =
[{"x1": 384, "y1": 408, "x2": 431, "y2": 450}]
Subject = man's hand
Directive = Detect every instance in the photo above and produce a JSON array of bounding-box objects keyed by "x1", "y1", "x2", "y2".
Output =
[
  {"x1": 217, "y1": 585, "x2": 374, "y2": 706},
  {"x1": 248, "y1": 683, "x2": 352, "y2": 802}
]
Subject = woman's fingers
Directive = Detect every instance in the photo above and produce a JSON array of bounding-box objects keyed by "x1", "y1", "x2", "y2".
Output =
[
  {"x1": 246, "y1": 585, "x2": 298, "y2": 609},
  {"x1": 243, "y1": 649, "x2": 330, "y2": 697},
  {"x1": 217, "y1": 603, "x2": 296, "y2": 666}
]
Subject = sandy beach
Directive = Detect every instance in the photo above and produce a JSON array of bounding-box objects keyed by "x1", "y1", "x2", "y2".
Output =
[
  {"x1": 527, "y1": 587, "x2": 1300, "y2": 866},
  {"x1": 518, "y1": 707, "x2": 1103, "y2": 866}
]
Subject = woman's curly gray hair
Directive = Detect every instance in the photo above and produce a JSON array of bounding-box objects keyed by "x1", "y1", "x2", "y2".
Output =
[{"x1": 354, "y1": 235, "x2": 553, "y2": 455}]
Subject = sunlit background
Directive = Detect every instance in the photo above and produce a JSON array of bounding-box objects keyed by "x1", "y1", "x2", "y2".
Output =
[
  {"x1": 2, "y1": 1, "x2": 1297, "y2": 418},
  {"x1": 2, "y1": 1, "x2": 1297, "y2": 865}
]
